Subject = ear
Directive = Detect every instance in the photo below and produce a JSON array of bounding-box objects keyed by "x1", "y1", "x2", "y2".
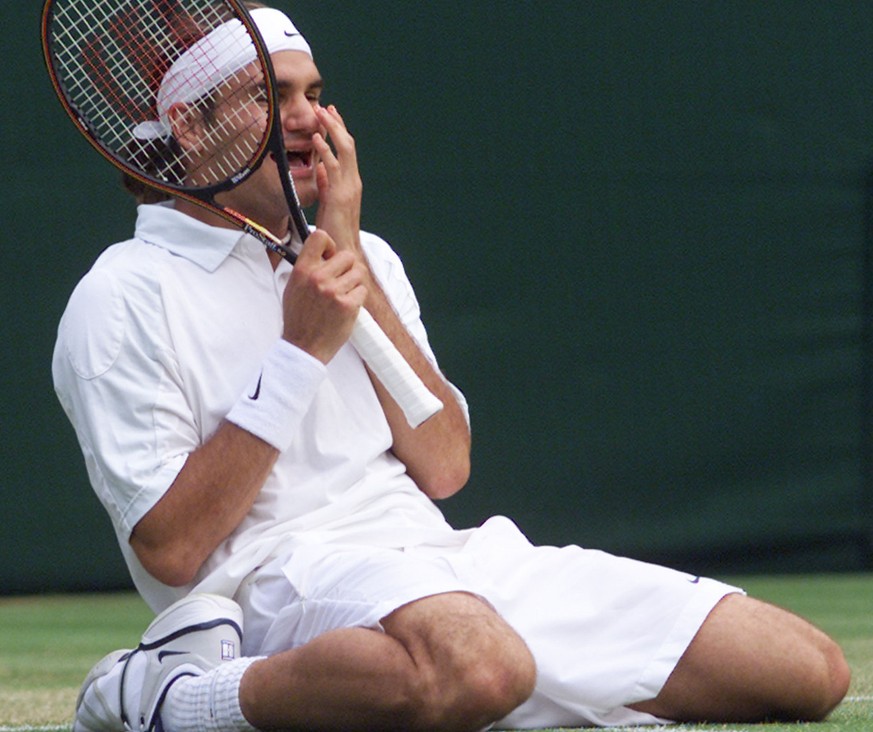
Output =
[{"x1": 167, "y1": 103, "x2": 206, "y2": 153}]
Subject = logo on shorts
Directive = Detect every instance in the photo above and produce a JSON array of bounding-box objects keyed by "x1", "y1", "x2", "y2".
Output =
[{"x1": 248, "y1": 373, "x2": 263, "y2": 401}]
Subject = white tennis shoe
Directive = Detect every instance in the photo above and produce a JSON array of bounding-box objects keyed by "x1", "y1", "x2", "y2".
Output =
[{"x1": 73, "y1": 593, "x2": 244, "y2": 732}]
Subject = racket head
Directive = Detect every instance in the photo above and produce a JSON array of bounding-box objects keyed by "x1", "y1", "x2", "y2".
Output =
[{"x1": 41, "y1": 0, "x2": 279, "y2": 213}]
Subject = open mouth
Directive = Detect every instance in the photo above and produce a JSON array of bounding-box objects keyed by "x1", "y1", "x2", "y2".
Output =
[
  {"x1": 269, "y1": 149, "x2": 312, "y2": 172},
  {"x1": 285, "y1": 149, "x2": 312, "y2": 170}
]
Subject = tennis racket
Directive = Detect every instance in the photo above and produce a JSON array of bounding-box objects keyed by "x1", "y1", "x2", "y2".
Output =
[{"x1": 41, "y1": 0, "x2": 443, "y2": 427}]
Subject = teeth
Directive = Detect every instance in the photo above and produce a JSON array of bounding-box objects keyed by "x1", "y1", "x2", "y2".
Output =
[{"x1": 286, "y1": 151, "x2": 309, "y2": 168}]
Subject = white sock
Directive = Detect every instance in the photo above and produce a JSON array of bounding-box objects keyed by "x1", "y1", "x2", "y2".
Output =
[{"x1": 162, "y1": 657, "x2": 263, "y2": 732}]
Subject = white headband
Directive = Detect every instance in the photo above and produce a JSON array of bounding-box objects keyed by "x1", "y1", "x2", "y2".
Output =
[{"x1": 133, "y1": 8, "x2": 311, "y2": 141}]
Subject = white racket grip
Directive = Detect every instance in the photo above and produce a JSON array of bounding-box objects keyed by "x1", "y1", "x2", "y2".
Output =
[{"x1": 350, "y1": 308, "x2": 444, "y2": 427}]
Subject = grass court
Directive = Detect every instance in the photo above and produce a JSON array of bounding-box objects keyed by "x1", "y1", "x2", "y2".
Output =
[{"x1": 1, "y1": 573, "x2": 871, "y2": 731}]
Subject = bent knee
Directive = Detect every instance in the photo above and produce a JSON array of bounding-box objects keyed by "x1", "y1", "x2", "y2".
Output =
[
  {"x1": 764, "y1": 623, "x2": 851, "y2": 722},
  {"x1": 800, "y1": 637, "x2": 851, "y2": 721},
  {"x1": 409, "y1": 646, "x2": 536, "y2": 731},
  {"x1": 461, "y1": 649, "x2": 536, "y2": 718},
  {"x1": 386, "y1": 593, "x2": 536, "y2": 730}
]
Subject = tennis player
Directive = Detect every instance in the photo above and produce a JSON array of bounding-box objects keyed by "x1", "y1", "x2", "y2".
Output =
[{"x1": 54, "y1": 5, "x2": 850, "y2": 731}]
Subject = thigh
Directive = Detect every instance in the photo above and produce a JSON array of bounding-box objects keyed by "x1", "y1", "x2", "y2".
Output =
[
  {"x1": 237, "y1": 542, "x2": 473, "y2": 656},
  {"x1": 441, "y1": 516, "x2": 741, "y2": 727},
  {"x1": 242, "y1": 590, "x2": 536, "y2": 732},
  {"x1": 633, "y1": 593, "x2": 850, "y2": 722}
]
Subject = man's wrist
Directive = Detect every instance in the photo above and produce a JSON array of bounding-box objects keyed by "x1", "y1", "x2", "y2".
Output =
[{"x1": 225, "y1": 339, "x2": 327, "y2": 451}]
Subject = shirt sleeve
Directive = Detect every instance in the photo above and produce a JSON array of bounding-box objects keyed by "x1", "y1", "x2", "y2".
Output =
[{"x1": 52, "y1": 258, "x2": 195, "y2": 540}]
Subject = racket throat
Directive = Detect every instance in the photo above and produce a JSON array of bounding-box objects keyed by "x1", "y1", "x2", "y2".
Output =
[{"x1": 223, "y1": 207, "x2": 298, "y2": 263}]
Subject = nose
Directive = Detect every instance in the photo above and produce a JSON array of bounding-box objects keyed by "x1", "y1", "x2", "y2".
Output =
[{"x1": 281, "y1": 94, "x2": 319, "y2": 135}]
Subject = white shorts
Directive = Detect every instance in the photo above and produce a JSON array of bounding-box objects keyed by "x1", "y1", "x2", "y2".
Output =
[{"x1": 235, "y1": 515, "x2": 741, "y2": 728}]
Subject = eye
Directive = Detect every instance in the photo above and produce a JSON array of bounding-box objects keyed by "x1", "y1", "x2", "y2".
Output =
[
  {"x1": 249, "y1": 84, "x2": 269, "y2": 105},
  {"x1": 306, "y1": 84, "x2": 323, "y2": 105}
]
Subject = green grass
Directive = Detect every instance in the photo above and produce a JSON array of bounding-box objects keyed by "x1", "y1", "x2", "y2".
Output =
[
  {"x1": 0, "y1": 575, "x2": 871, "y2": 730},
  {"x1": 0, "y1": 592, "x2": 153, "y2": 727}
]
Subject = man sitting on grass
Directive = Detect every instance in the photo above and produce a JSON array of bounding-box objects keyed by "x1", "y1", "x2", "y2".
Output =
[{"x1": 54, "y1": 4, "x2": 850, "y2": 731}]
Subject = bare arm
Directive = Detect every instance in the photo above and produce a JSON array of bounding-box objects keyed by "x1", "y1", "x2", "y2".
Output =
[
  {"x1": 130, "y1": 421, "x2": 279, "y2": 586},
  {"x1": 359, "y1": 279, "x2": 471, "y2": 499},
  {"x1": 313, "y1": 104, "x2": 471, "y2": 499}
]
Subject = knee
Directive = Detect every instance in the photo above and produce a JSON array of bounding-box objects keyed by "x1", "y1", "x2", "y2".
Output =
[
  {"x1": 382, "y1": 593, "x2": 536, "y2": 731},
  {"x1": 410, "y1": 645, "x2": 536, "y2": 731},
  {"x1": 401, "y1": 627, "x2": 536, "y2": 731},
  {"x1": 458, "y1": 641, "x2": 537, "y2": 719},
  {"x1": 801, "y1": 637, "x2": 851, "y2": 721}
]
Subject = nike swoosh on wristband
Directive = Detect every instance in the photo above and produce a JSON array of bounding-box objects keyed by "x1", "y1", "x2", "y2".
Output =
[{"x1": 249, "y1": 373, "x2": 263, "y2": 400}]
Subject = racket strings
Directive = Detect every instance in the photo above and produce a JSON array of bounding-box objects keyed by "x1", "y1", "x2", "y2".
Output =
[
  {"x1": 194, "y1": 80, "x2": 268, "y2": 182},
  {"x1": 55, "y1": 1, "x2": 202, "y2": 132},
  {"x1": 48, "y1": 0, "x2": 270, "y2": 190}
]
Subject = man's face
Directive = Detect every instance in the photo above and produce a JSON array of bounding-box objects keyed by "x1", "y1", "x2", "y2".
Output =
[
  {"x1": 175, "y1": 50, "x2": 324, "y2": 233},
  {"x1": 256, "y1": 49, "x2": 325, "y2": 209}
]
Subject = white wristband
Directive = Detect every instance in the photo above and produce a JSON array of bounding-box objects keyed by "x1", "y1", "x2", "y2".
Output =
[{"x1": 225, "y1": 339, "x2": 326, "y2": 452}]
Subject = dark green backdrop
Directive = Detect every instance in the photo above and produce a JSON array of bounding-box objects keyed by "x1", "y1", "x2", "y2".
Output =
[{"x1": 4, "y1": 1, "x2": 873, "y2": 593}]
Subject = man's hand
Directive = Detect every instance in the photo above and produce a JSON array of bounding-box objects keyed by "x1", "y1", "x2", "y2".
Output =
[
  {"x1": 282, "y1": 229, "x2": 367, "y2": 364},
  {"x1": 313, "y1": 104, "x2": 363, "y2": 256}
]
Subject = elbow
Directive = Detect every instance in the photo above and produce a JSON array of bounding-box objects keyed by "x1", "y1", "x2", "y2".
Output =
[
  {"x1": 143, "y1": 550, "x2": 201, "y2": 588},
  {"x1": 424, "y1": 419, "x2": 472, "y2": 499},
  {"x1": 420, "y1": 451, "x2": 471, "y2": 500},
  {"x1": 130, "y1": 533, "x2": 203, "y2": 588}
]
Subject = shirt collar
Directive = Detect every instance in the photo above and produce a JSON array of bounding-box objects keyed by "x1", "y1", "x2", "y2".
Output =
[{"x1": 134, "y1": 201, "x2": 257, "y2": 272}]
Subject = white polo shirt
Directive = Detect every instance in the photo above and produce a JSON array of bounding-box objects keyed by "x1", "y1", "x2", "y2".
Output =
[{"x1": 53, "y1": 202, "x2": 467, "y2": 611}]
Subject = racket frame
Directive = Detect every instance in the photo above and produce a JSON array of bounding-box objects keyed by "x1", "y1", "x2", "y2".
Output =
[
  {"x1": 41, "y1": 0, "x2": 297, "y2": 256},
  {"x1": 41, "y1": 0, "x2": 443, "y2": 426}
]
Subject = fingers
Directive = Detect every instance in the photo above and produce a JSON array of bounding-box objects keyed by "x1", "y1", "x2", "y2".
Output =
[
  {"x1": 313, "y1": 104, "x2": 360, "y2": 185},
  {"x1": 311, "y1": 104, "x2": 363, "y2": 251},
  {"x1": 283, "y1": 230, "x2": 366, "y2": 363},
  {"x1": 296, "y1": 230, "x2": 363, "y2": 298},
  {"x1": 296, "y1": 227, "x2": 335, "y2": 265},
  {"x1": 315, "y1": 104, "x2": 354, "y2": 157}
]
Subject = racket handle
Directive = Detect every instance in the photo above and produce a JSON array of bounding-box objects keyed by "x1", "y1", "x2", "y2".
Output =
[{"x1": 350, "y1": 309, "x2": 444, "y2": 427}]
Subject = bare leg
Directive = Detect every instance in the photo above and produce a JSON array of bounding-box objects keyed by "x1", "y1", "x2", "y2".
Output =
[
  {"x1": 238, "y1": 592, "x2": 535, "y2": 732},
  {"x1": 632, "y1": 593, "x2": 851, "y2": 722}
]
